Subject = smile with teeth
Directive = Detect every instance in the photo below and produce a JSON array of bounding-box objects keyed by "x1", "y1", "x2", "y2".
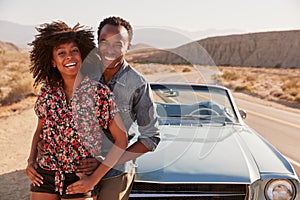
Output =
[
  {"x1": 104, "y1": 56, "x2": 116, "y2": 61},
  {"x1": 65, "y1": 62, "x2": 77, "y2": 68}
]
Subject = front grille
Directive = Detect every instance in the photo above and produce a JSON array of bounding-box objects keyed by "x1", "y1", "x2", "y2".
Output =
[{"x1": 130, "y1": 183, "x2": 248, "y2": 200}]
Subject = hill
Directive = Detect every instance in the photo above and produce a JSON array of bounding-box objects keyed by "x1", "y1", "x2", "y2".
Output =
[
  {"x1": 0, "y1": 20, "x2": 36, "y2": 50},
  {"x1": 0, "y1": 41, "x2": 33, "y2": 106},
  {"x1": 127, "y1": 30, "x2": 300, "y2": 68},
  {"x1": 0, "y1": 41, "x2": 22, "y2": 52},
  {"x1": 0, "y1": 20, "x2": 245, "y2": 50}
]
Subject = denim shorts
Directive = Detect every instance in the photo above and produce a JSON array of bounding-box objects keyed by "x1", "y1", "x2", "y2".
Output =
[{"x1": 30, "y1": 166, "x2": 99, "y2": 199}]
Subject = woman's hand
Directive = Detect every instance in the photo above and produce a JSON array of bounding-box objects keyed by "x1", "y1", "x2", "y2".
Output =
[{"x1": 25, "y1": 161, "x2": 43, "y2": 187}]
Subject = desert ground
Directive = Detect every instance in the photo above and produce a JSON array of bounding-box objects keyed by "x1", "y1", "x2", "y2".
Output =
[{"x1": 0, "y1": 63, "x2": 300, "y2": 199}]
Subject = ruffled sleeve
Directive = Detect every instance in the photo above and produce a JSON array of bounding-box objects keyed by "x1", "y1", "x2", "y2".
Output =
[
  {"x1": 94, "y1": 83, "x2": 118, "y2": 129},
  {"x1": 34, "y1": 84, "x2": 49, "y2": 119}
]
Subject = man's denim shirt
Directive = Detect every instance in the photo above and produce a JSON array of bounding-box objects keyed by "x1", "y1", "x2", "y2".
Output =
[{"x1": 100, "y1": 61, "x2": 160, "y2": 179}]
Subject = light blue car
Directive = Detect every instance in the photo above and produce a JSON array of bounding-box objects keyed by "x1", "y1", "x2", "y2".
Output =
[{"x1": 129, "y1": 82, "x2": 299, "y2": 200}]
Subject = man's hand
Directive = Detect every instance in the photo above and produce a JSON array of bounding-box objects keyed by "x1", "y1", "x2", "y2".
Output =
[
  {"x1": 77, "y1": 158, "x2": 100, "y2": 175},
  {"x1": 25, "y1": 161, "x2": 43, "y2": 187}
]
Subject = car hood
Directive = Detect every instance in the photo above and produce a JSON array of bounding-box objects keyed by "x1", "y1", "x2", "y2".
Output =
[{"x1": 134, "y1": 124, "x2": 295, "y2": 183}]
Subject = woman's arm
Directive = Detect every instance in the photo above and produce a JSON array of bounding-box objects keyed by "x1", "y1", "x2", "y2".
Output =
[
  {"x1": 25, "y1": 118, "x2": 44, "y2": 186},
  {"x1": 92, "y1": 113, "x2": 128, "y2": 177},
  {"x1": 66, "y1": 113, "x2": 128, "y2": 194}
]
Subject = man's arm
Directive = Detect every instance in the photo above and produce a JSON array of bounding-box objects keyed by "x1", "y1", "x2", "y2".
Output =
[
  {"x1": 78, "y1": 80, "x2": 160, "y2": 172},
  {"x1": 116, "y1": 82, "x2": 160, "y2": 164},
  {"x1": 115, "y1": 141, "x2": 148, "y2": 165}
]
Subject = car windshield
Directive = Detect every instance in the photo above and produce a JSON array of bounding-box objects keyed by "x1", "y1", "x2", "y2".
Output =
[{"x1": 151, "y1": 84, "x2": 238, "y2": 125}]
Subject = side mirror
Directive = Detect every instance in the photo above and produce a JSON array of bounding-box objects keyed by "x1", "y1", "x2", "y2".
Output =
[
  {"x1": 164, "y1": 89, "x2": 179, "y2": 97},
  {"x1": 239, "y1": 110, "x2": 247, "y2": 119}
]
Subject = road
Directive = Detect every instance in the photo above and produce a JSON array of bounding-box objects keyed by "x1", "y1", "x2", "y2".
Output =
[
  {"x1": 233, "y1": 96, "x2": 300, "y2": 178},
  {"x1": 146, "y1": 72, "x2": 300, "y2": 178}
]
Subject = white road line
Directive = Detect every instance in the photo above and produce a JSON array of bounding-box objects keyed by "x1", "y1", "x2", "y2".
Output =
[{"x1": 243, "y1": 109, "x2": 300, "y2": 129}]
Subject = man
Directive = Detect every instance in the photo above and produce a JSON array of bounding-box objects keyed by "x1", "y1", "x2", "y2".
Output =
[{"x1": 78, "y1": 16, "x2": 160, "y2": 200}]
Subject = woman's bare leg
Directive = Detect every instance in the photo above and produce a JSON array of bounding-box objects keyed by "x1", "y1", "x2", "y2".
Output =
[
  {"x1": 30, "y1": 192, "x2": 59, "y2": 200},
  {"x1": 61, "y1": 197, "x2": 96, "y2": 200}
]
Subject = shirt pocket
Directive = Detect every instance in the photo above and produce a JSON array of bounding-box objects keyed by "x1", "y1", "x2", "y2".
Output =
[{"x1": 118, "y1": 105, "x2": 134, "y2": 131}]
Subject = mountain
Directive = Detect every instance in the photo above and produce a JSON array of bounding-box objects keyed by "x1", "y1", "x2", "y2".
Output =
[
  {"x1": 0, "y1": 40, "x2": 21, "y2": 52},
  {"x1": 127, "y1": 30, "x2": 300, "y2": 68},
  {"x1": 130, "y1": 43, "x2": 155, "y2": 51},
  {"x1": 0, "y1": 20, "x2": 36, "y2": 50},
  {"x1": 0, "y1": 20, "x2": 244, "y2": 50},
  {"x1": 132, "y1": 26, "x2": 244, "y2": 49},
  {"x1": 2, "y1": 20, "x2": 299, "y2": 68}
]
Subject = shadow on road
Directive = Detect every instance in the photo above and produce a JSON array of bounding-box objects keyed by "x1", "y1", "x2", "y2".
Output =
[{"x1": 0, "y1": 169, "x2": 30, "y2": 200}]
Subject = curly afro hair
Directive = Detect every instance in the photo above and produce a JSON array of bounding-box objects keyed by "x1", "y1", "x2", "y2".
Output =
[
  {"x1": 97, "y1": 16, "x2": 133, "y2": 44},
  {"x1": 29, "y1": 21, "x2": 95, "y2": 87}
]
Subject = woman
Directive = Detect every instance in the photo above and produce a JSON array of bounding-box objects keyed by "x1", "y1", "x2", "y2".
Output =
[{"x1": 25, "y1": 21, "x2": 128, "y2": 200}]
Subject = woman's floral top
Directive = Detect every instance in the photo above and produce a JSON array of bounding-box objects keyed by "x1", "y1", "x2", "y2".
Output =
[{"x1": 34, "y1": 76, "x2": 117, "y2": 194}]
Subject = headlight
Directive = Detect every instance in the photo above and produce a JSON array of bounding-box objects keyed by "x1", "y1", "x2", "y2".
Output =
[{"x1": 265, "y1": 179, "x2": 296, "y2": 200}]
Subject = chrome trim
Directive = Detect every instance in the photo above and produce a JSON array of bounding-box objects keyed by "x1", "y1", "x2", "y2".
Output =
[
  {"x1": 130, "y1": 193, "x2": 246, "y2": 197},
  {"x1": 133, "y1": 181, "x2": 250, "y2": 184}
]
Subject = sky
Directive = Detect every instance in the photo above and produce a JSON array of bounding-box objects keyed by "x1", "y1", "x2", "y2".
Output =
[
  {"x1": 1, "y1": 0, "x2": 299, "y2": 32},
  {"x1": 0, "y1": 0, "x2": 300, "y2": 48}
]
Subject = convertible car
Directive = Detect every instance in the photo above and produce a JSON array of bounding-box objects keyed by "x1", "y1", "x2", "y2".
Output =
[{"x1": 129, "y1": 83, "x2": 299, "y2": 200}]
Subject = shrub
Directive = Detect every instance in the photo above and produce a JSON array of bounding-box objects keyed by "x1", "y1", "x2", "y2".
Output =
[
  {"x1": 182, "y1": 67, "x2": 191, "y2": 72},
  {"x1": 234, "y1": 85, "x2": 253, "y2": 92},
  {"x1": 0, "y1": 51, "x2": 34, "y2": 105},
  {"x1": 221, "y1": 71, "x2": 240, "y2": 81},
  {"x1": 294, "y1": 94, "x2": 300, "y2": 103},
  {"x1": 0, "y1": 75, "x2": 34, "y2": 105},
  {"x1": 270, "y1": 90, "x2": 283, "y2": 97}
]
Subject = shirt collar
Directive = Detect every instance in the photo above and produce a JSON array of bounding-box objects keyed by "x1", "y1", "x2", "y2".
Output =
[{"x1": 100, "y1": 60, "x2": 129, "y2": 87}]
